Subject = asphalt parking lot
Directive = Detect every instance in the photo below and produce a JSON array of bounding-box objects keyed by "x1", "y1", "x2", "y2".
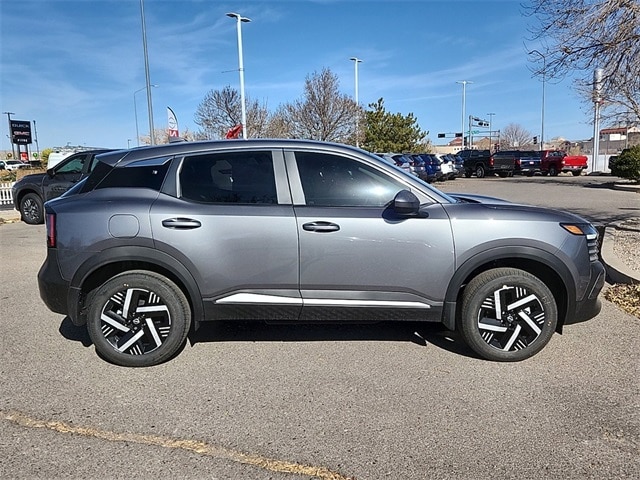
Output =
[{"x1": 1, "y1": 175, "x2": 638, "y2": 479}]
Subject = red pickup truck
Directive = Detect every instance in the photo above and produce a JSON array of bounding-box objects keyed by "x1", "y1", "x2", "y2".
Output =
[{"x1": 540, "y1": 150, "x2": 588, "y2": 176}]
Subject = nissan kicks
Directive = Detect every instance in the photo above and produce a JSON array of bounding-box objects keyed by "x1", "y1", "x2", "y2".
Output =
[{"x1": 38, "y1": 139, "x2": 605, "y2": 367}]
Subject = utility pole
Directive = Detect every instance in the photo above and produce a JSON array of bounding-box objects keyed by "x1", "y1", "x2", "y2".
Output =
[{"x1": 3, "y1": 112, "x2": 16, "y2": 160}]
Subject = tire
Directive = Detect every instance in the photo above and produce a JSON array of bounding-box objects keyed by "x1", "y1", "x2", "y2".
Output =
[
  {"x1": 458, "y1": 268, "x2": 557, "y2": 362},
  {"x1": 464, "y1": 170, "x2": 472, "y2": 178},
  {"x1": 549, "y1": 164, "x2": 558, "y2": 176},
  {"x1": 475, "y1": 165, "x2": 485, "y2": 178},
  {"x1": 20, "y1": 193, "x2": 44, "y2": 225},
  {"x1": 86, "y1": 271, "x2": 191, "y2": 367},
  {"x1": 572, "y1": 169, "x2": 582, "y2": 176},
  {"x1": 497, "y1": 172, "x2": 508, "y2": 178}
]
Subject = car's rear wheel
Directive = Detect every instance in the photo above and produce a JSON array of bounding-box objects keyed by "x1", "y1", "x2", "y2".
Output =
[
  {"x1": 86, "y1": 271, "x2": 191, "y2": 367},
  {"x1": 549, "y1": 164, "x2": 559, "y2": 176},
  {"x1": 572, "y1": 169, "x2": 582, "y2": 176},
  {"x1": 459, "y1": 268, "x2": 557, "y2": 362},
  {"x1": 20, "y1": 193, "x2": 44, "y2": 225},
  {"x1": 475, "y1": 165, "x2": 485, "y2": 178}
]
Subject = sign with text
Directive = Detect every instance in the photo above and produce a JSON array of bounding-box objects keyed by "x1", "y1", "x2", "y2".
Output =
[{"x1": 10, "y1": 120, "x2": 32, "y2": 144}]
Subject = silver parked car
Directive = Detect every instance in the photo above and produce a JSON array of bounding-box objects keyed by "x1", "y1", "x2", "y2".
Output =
[{"x1": 38, "y1": 139, "x2": 605, "y2": 367}]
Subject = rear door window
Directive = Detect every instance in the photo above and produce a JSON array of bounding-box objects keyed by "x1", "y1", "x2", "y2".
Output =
[{"x1": 179, "y1": 151, "x2": 277, "y2": 204}]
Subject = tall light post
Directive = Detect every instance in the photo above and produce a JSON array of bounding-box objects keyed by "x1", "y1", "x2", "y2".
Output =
[
  {"x1": 350, "y1": 57, "x2": 363, "y2": 147},
  {"x1": 139, "y1": 0, "x2": 155, "y2": 145},
  {"x1": 529, "y1": 49, "x2": 546, "y2": 151},
  {"x1": 134, "y1": 84, "x2": 158, "y2": 146},
  {"x1": 456, "y1": 81, "x2": 472, "y2": 150},
  {"x1": 227, "y1": 12, "x2": 251, "y2": 140},
  {"x1": 3, "y1": 112, "x2": 16, "y2": 160},
  {"x1": 487, "y1": 112, "x2": 495, "y2": 149}
]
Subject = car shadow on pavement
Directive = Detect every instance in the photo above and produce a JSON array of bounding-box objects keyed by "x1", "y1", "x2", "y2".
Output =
[
  {"x1": 190, "y1": 321, "x2": 481, "y2": 360},
  {"x1": 57, "y1": 317, "x2": 482, "y2": 361},
  {"x1": 59, "y1": 317, "x2": 92, "y2": 347}
]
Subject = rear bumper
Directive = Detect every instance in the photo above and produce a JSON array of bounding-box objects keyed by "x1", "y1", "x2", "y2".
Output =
[{"x1": 38, "y1": 249, "x2": 70, "y2": 316}]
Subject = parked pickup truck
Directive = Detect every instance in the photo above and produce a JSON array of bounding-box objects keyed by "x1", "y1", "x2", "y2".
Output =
[
  {"x1": 492, "y1": 150, "x2": 541, "y2": 176},
  {"x1": 12, "y1": 149, "x2": 113, "y2": 224},
  {"x1": 540, "y1": 150, "x2": 588, "y2": 176},
  {"x1": 459, "y1": 149, "x2": 515, "y2": 178}
]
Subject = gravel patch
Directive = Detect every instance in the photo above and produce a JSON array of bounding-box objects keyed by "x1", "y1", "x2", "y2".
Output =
[{"x1": 613, "y1": 219, "x2": 640, "y2": 274}]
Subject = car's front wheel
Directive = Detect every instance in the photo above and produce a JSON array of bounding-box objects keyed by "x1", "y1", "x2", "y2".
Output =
[
  {"x1": 458, "y1": 268, "x2": 557, "y2": 362},
  {"x1": 86, "y1": 271, "x2": 191, "y2": 367},
  {"x1": 20, "y1": 193, "x2": 44, "y2": 224}
]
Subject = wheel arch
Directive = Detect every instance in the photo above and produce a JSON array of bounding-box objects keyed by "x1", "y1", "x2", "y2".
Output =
[
  {"x1": 68, "y1": 246, "x2": 204, "y2": 328},
  {"x1": 14, "y1": 185, "x2": 43, "y2": 209},
  {"x1": 442, "y1": 246, "x2": 576, "y2": 333}
]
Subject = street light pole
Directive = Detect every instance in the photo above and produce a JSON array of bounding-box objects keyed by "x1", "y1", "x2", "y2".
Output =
[
  {"x1": 487, "y1": 112, "x2": 496, "y2": 149},
  {"x1": 227, "y1": 12, "x2": 251, "y2": 140},
  {"x1": 529, "y1": 50, "x2": 546, "y2": 151},
  {"x1": 350, "y1": 57, "x2": 362, "y2": 147},
  {"x1": 139, "y1": 0, "x2": 155, "y2": 145},
  {"x1": 3, "y1": 112, "x2": 15, "y2": 160},
  {"x1": 456, "y1": 81, "x2": 472, "y2": 150},
  {"x1": 134, "y1": 84, "x2": 157, "y2": 146}
]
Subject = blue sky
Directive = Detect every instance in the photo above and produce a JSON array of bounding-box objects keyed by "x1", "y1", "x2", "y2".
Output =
[{"x1": 1, "y1": 0, "x2": 594, "y2": 151}]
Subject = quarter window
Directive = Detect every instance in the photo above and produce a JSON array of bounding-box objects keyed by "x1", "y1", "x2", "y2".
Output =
[
  {"x1": 295, "y1": 152, "x2": 404, "y2": 207},
  {"x1": 180, "y1": 151, "x2": 277, "y2": 204}
]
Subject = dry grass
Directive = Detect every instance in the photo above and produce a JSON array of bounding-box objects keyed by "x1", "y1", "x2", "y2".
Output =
[{"x1": 605, "y1": 283, "x2": 640, "y2": 318}]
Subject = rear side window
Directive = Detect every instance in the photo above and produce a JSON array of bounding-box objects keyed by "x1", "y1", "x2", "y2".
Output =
[
  {"x1": 93, "y1": 157, "x2": 171, "y2": 191},
  {"x1": 179, "y1": 151, "x2": 277, "y2": 204}
]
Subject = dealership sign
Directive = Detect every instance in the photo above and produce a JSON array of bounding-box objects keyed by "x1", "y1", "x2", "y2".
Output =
[{"x1": 10, "y1": 120, "x2": 32, "y2": 144}]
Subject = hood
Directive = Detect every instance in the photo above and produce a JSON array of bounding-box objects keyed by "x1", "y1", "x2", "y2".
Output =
[{"x1": 448, "y1": 192, "x2": 513, "y2": 204}]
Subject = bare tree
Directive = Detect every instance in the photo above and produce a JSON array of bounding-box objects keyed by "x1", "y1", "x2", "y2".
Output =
[
  {"x1": 524, "y1": 0, "x2": 640, "y2": 125},
  {"x1": 194, "y1": 86, "x2": 270, "y2": 139},
  {"x1": 501, "y1": 123, "x2": 534, "y2": 148},
  {"x1": 279, "y1": 68, "x2": 359, "y2": 142}
]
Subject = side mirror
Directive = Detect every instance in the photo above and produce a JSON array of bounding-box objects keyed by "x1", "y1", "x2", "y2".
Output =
[{"x1": 393, "y1": 190, "x2": 420, "y2": 216}]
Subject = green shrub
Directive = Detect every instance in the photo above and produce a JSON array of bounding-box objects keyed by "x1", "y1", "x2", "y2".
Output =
[{"x1": 611, "y1": 145, "x2": 640, "y2": 181}]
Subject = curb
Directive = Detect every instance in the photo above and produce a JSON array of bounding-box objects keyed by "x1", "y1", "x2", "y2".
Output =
[
  {"x1": 601, "y1": 226, "x2": 640, "y2": 285},
  {"x1": 612, "y1": 182, "x2": 640, "y2": 193}
]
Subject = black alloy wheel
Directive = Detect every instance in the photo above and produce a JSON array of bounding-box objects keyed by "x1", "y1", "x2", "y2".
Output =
[{"x1": 20, "y1": 193, "x2": 44, "y2": 225}]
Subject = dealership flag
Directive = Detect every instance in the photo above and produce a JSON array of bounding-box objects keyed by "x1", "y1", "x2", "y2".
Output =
[{"x1": 167, "y1": 107, "x2": 179, "y2": 137}]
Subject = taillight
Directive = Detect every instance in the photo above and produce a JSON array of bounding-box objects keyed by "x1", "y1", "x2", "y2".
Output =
[
  {"x1": 46, "y1": 213, "x2": 56, "y2": 247},
  {"x1": 489, "y1": 157, "x2": 494, "y2": 166}
]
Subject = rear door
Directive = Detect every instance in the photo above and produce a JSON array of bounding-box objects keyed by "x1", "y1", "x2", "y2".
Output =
[{"x1": 149, "y1": 148, "x2": 301, "y2": 321}]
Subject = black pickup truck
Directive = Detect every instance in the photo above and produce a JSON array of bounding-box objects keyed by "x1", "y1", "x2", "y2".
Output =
[
  {"x1": 12, "y1": 149, "x2": 113, "y2": 224},
  {"x1": 459, "y1": 149, "x2": 515, "y2": 178}
]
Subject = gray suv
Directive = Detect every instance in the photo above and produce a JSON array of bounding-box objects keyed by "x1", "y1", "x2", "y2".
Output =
[{"x1": 38, "y1": 139, "x2": 605, "y2": 367}]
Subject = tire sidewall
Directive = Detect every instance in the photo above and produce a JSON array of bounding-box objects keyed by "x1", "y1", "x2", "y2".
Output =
[
  {"x1": 459, "y1": 268, "x2": 558, "y2": 362},
  {"x1": 86, "y1": 271, "x2": 191, "y2": 367}
]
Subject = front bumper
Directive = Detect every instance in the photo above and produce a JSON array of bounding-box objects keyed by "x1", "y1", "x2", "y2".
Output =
[{"x1": 565, "y1": 260, "x2": 606, "y2": 325}]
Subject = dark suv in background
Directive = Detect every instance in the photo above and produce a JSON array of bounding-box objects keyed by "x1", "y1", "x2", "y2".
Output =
[
  {"x1": 12, "y1": 149, "x2": 113, "y2": 224},
  {"x1": 459, "y1": 149, "x2": 515, "y2": 178},
  {"x1": 492, "y1": 150, "x2": 542, "y2": 176},
  {"x1": 38, "y1": 140, "x2": 604, "y2": 367}
]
